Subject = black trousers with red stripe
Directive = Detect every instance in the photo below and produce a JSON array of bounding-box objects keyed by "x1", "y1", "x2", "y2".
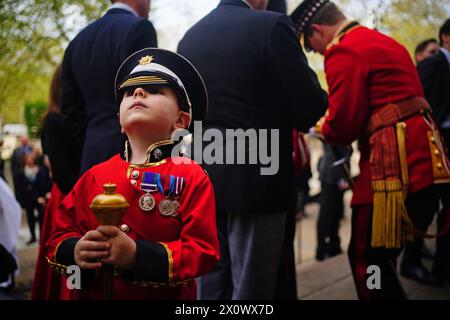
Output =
[{"x1": 348, "y1": 185, "x2": 442, "y2": 300}]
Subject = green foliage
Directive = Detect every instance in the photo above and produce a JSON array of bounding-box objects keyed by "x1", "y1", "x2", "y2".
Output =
[
  {"x1": 0, "y1": 0, "x2": 109, "y2": 125},
  {"x1": 23, "y1": 101, "x2": 47, "y2": 138},
  {"x1": 383, "y1": 0, "x2": 450, "y2": 56}
]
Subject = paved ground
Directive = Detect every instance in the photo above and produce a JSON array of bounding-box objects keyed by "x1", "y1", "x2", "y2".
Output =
[
  {"x1": 296, "y1": 202, "x2": 450, "y2": 300},
  {"x1": 3, "y1": 197, "x2": 449, "y2": 300}
]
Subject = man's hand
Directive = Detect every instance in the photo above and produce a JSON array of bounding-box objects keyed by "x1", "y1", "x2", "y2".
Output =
[
  {"x1": 74, "y1": 230, "x2": 110, "y2": 270},
  {"x1": 337, "y1": 178, "x2": 350, "y2": 191},
  {"x1": 97, "y1": 225, "x2": 137, "y2": 271},
  {"x1": 309, "y1": 116, "x2": 326, "y2": 140}
]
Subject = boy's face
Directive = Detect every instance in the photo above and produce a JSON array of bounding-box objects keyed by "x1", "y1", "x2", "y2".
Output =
[{"x1": 119, "y1": 85, "x2": 187, "y2": 139}]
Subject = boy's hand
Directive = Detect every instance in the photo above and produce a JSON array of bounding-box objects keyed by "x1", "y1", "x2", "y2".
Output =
[
  {"x1": 74, "y1": 230, "x2": 110, "y2": 270},
  {"x1": 96, "y1": 225, "x2": 137, "y2": 271}
]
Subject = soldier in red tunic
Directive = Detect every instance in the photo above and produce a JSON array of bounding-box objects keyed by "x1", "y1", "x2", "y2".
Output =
[
  {"x1": 291, "y1": 0, "x2": 450, "y2": 299},
  {"x1": 44, "y1": 48, "x2": 220, "y2": 299}
]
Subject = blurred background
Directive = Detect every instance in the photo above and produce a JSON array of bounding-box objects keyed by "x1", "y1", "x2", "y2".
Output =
[{"x1": 1, "y1": 0, "x2": 450, "y2": 139}]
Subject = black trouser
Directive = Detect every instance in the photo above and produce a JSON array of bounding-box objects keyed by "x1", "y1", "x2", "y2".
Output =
[
  {"x1": 275, "y1": 210, "x2": 297, "y2": 299},
  {"x1": 402, "y1": 129, "x2": 450, "y2": 270},
  {"x1": 401, "y1": 236, "x2": 427, "y2": 267},
  {"x1": 23, "y1": 193, "x2": 41, "y2": 240},
  {"x1": 317, "y1": 185, "x2": 344, "y2": 257},
  {"x1": 348, "y1": 185, "x2": 440, "y2": 299},
  {"x1": 434, "y1": 129, "x2": 450, "y2": 277},
  {"x1": 296, "y1": 169, "x2": 311, "y2": 212}
]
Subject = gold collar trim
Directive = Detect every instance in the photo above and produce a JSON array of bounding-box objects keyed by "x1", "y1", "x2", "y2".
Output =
[
  {"x1": 124, "y1": 139, "x2": 174, "y2": 175},
  {"x1": 326, "y1": 20, "x2": 360, "y2": 51},
  {"x1": 145, "y1": 139, "x2": 174, "y2": 157},
  {"x1": 126, "y1": 160, "x2": 167, "y2": 178}
]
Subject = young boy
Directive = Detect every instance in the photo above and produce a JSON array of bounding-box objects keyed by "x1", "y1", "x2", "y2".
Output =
[{"x1": 45, "y1": 48, "x2": 220, "y2": 300}]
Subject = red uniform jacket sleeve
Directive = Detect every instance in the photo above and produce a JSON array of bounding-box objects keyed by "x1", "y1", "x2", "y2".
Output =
[{"x1": 321, "y1": 45, "x2": 370, "y2": 145}]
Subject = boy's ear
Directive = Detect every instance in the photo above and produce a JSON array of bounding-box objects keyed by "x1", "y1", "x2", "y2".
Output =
[{"x1": 173, "y1": 111, "x2": 191, "y2": 130}]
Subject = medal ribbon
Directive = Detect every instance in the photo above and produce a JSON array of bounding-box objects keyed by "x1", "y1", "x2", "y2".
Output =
[
  {"x1": 157, "y1": 174, "x2": 175, "y2": 197},
  {"x1": 140, "y1": 172, "x2": 157, "y2": 193},
  {"x1": 174, "y1": 176, "x2": 185, "y2": 198}
]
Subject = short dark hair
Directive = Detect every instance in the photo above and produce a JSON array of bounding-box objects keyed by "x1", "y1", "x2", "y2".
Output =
[
  {"x1": 439, "y1": 18, "x2": 450, "y2": 46},
  {"x1": 304, "y1": 2, "x2": 346, "y2": 37},
  {"x1": 415, "y1": 38, "x2": 438, "y2": 55},
  {"x1": 302, "y1": 2, "x2": 345, "y2": 51}
]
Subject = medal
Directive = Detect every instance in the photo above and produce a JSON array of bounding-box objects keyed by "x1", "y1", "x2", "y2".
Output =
[
  {"x1": 157, "y1": 174, "x2": 176, "y2": 216},
  {"x1": 170, "y1": 176, "x2": 185, "y2": 216},
  {"x1": 139, "y1": 172, "x2": 158, "y2": 212},
  {"x1": 159, "y1": 199, "x2": 173, "y2": 216},
  {"x1": 139, "y1": 193, "x2": 155, "y2": 212}
]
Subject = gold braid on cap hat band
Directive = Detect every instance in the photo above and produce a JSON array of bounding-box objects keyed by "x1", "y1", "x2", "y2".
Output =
[{"x1": 119, "y1": 76, "x2": 169, "y2": 90}]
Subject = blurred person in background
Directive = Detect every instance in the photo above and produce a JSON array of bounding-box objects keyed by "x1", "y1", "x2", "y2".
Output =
[
  {"x1": 11, "y1": 135, "x2": 33, "y2": 204},
  {"x1": 32, "y1": 64, "x2": 79, "y2": 300},
  {"x1": 61, "y1": 0, "x2": 158, "y2": 177},
  {"x1": 417, "y1": 18, "x2": 450, "y2": 285},
  {"x1": 399, "y1": 37, "x2": 442, "y2": 286},
  {"x1": 415, "y1": 38, "x2": 440, "y2": 64},
  {"x1": 16, "y1": 153, "x2": 40, "y2": 244},
  {"x1": 0, "y1": 177, "x2": 21, "y2": 294},
  {"x1": 316, "y1": 143, "x2": 351, "y2": 261}
]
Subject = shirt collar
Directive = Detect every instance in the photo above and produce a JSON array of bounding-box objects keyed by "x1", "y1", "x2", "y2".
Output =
[
  {"x1": 108, "y1": 2, "x2": 139, "y2": 17},
  {"x1": 440, "y1": 47, "x2": 450, "y2": 66}
]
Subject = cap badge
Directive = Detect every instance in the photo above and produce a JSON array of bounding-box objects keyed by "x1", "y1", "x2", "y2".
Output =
[{"x1": 139, "y1": 55, "x2": 154, "y2": 66}]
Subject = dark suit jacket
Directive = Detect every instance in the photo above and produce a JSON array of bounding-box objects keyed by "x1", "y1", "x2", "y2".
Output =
[
  {"x1": 11, "y1": 145, "x2": 32, "y2": 177},
  {"x1": 178, "y1": 0, "x2": 327, "y2": 214},
  {"x1": 41, "y1": 112, "x2": 79, "y2": 194},
  {"x1": 318, "y1": 144, "x2": 351, "y2": 188},
  {"x1": 61, "y1": 8, "x2": 157, "y2": 175},
  {"x1": 267, "y1": 0, "x2": 287, "y2": 13},
  {"x1": 417, "y1": 50, "x2": 450, "y2": 127}
]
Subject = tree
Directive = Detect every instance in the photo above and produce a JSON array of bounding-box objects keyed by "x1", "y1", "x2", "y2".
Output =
[
  {"x1": 382, "y1": 0, "x2": 450, "y2": 55},
  {"x1": 0, "y1": 0, "x2": 108, "y2": 125}
]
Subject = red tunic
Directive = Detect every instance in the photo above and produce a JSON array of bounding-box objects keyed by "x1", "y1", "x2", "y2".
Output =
[
  {"x1": 32, "y1": 183, "x2": 70, "y2": 300},
  {"x1": 321, "y1": 25, "x2": 450, "y2": 205},
  {"x1": 45, "y1": 153, "x2": 220, "y2": 300}
]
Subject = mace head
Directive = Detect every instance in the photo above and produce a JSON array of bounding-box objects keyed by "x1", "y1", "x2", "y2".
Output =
[{"x1": 90, "y1": 183, "x2": 129, "y2": 226}]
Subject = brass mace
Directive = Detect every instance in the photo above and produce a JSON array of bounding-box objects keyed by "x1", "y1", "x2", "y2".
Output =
[{"x1": 90, "y1": 183, "x2": 129, "y2": 299}]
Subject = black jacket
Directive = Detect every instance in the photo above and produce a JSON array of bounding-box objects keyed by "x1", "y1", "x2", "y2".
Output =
[
  {"x1": 178, "y1": 0, "x2": 327, "y2": 214},
  {"x1": 41, "y1": 112, "x2": 79, "y2": 194},
  {"x1": 417, "y1": 50, "x2": 450, "y2": 127},
  {"x1": 318, "y1": 144, "x2": 351, "y2": 188},
  {"x1": 61, "y1": 8, "x2": 157, "y2": 175}
]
